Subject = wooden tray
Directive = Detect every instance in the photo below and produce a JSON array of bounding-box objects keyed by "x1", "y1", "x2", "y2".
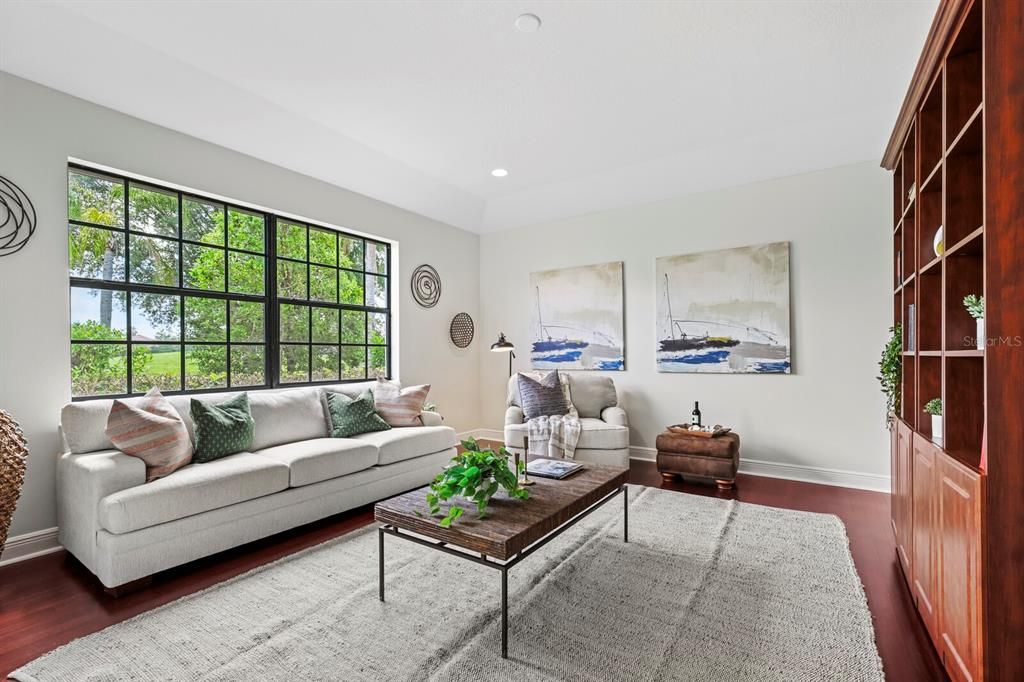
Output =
[{"x1": 668, "y1": 424, "x2": 731, "y2": 438}]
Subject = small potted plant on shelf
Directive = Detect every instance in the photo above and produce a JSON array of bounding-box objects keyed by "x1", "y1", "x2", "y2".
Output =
[
  {"x1": 878, "y1": 324, "x2": 902, "y2": 426},
  {"x1": 924, "y1": 398, "x2": 943, "y2": 445},
  {"x1": 963, "y1": 294, "x2": 984, "y2": 350}
]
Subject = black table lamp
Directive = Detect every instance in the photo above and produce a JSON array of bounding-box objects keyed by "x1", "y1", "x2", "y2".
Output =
[{"x1": 490, "y1": 332, "x2": 515, "y2": 377}]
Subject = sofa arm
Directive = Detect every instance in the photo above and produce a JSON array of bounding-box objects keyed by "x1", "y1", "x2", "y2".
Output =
[
  {"x1": 505, "y1": 406, "x2": 525, "y2": 426},
  {"x1": 420, "y1": 411, "x2": 443, "y2": 427},
  {"x1": 601, "y1": 406, "x2": 628, "y2": 428},
  {"x1": 57, "y1": 449, "x2": 146, "y2": 575}
]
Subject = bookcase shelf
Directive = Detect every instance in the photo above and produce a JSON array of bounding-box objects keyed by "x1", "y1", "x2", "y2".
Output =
[
  {"x1": 888, "y1": 0, "x2": 988, "y2": 427},
  {"x1": 920, "y1": 159, "x2": 942, "y2": 192},
  {"x1": 881, "y1": 0, "x2": 1024, "y2": 679},
  {"x1": 947, "y1": 102, "x2": 983, "y2": 155},
  {"x1": 917, "y1": 271, "x2": 942, "y2": 352},
  {"x1": 919, "y1": 255, "x2": 941, "y2": 276},
  {"x1": 944, "y1": 224, "x2": 983, "y2": 257},
  {"x1": 919, "y1": 73, "x2": 943, "y2": 176},
  {"x1": 945, "y1": 251, "x2": 983, "y2": 350},
  {"x1": 918, "y1": 183, "x2": 941, "y2": 269},
  {"x1": 945, "y1": 2, "x2": 982, "y2": 140}
]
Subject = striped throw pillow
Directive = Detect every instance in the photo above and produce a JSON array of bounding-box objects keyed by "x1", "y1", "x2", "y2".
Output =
[
  {"x1": 105, "y1": 388, "x2": 193, "y2": 482},
  {"x1": 373, "y1": 379, "x2": 430, "y2": 427},
  {"x1": 518, "y1": 371, "x2": 569, "y2": 419}
]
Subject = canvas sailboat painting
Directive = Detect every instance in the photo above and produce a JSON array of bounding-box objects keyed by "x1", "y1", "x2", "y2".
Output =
[
  {"x1": 656, "y1": 242, "x2": 791, "y2": 374},
  {"x1": 529, "y1": 262, "x2": 625, "y2": 371}
]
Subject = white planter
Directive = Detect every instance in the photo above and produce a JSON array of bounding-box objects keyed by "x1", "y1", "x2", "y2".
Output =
[
  {"x1": 976, "y1": 318, "x2": 985, "y2": 350},
  {"x1": 932, "y1": 414, "x2": 943, "y2": 445}
]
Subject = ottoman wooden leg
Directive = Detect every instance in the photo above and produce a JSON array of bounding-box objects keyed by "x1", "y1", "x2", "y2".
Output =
[
  {"x1": 715, "y1": 479, "x2": 735, "y2": 491},
  {"x1": 660, "y1": 472, "x2": 677, "y2": 483}
]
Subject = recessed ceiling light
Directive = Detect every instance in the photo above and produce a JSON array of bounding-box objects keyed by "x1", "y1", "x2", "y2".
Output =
[
  {"x1": 515, "y1": 13, "x2": 541, "y2": 33},
  {"x1": 491, "y1": 168, "x2": 509, "y2": 178}
]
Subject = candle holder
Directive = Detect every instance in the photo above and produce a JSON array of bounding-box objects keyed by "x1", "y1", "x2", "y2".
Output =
[{"x1": 517, "y1": 436, "x2": 535, "y2": 486}]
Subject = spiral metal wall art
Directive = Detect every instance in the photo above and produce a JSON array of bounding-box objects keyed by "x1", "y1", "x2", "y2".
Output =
[
  {"x1": 411, "y1": 264, "x2": 441, "y2": 308},
  {"x1": 449, "y1": 312, "x2": 475, "y2": 348},
  {"x1": 0, "y1": 175, "x2": 37, "y2": 257}
]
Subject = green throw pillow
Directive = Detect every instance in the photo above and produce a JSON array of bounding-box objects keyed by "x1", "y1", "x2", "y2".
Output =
[
  {"x1": 191, "y1": 393, "x2": 255, "y2": 463},
  {"x1": 326, "y1": 390, "x2": 391, "y2": 438}
]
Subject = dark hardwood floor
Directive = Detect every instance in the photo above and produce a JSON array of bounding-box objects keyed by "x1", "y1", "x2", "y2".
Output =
[{"x1": 0, "y1": 460, "x2": 945, "y2": 681}]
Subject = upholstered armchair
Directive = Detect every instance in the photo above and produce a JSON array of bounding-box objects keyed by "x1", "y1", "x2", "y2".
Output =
[{"x1": 503, "y1": 373, "x2": 630, "y2": 467}]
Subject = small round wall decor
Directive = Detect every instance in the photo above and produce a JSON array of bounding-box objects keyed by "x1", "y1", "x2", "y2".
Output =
[
  {"x1": 449, "y1": 312, "x2": 474, "y2": 348},
  {"x1": 0, "y1": 175, "x2": 37, "y2": 257},
  {"x1": 411, "y1": 264, "x2": 441, "y2": 308}
]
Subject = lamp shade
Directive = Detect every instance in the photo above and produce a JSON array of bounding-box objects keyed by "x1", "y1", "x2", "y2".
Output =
[{"x1": 490, "y1": 332, "x2": 514, "y2": 353}]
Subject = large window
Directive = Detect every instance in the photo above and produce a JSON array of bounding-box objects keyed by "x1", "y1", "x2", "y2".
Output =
[
  {"x1": 275, "y1": 219, "x2": 390, "y2": 384},
  {"x1": 67, "y1": 165, "x2": 391, "y2": 399}
]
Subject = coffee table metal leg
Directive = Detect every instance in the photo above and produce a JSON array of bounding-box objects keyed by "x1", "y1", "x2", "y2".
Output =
[
  {"x1": 623, "y1": 485, "x2": 629, "y2": 543},
  {"x1": 378, "y1": 527, "x2": 385, "y2": 602},
  {"x1": 501, "y1": 567, "x2": 508, "y2": 659}
]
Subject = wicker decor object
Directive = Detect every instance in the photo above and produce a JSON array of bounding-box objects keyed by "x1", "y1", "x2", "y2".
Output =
[
  {"x1": 0, "y1": 410, "x2": 28, "y2": 552},
  {"x1": 449, "y1": 312, "x2": 475, "y2": 348}
]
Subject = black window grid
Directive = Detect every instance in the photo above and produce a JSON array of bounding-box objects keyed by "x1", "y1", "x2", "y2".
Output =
[
  {"x1": 68, "y1": 163, "x2": 392, "y2": 400},
  {"x1": 272, "y1": 217, "x2": 391, "y2": 386}
]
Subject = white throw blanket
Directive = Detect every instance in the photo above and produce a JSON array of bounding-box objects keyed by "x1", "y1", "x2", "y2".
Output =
[{"x1": 526, "y1": 415, "x2": 582, "y2": 460}]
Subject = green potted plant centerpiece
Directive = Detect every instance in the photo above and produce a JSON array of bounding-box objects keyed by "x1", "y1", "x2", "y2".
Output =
[
  {"x1": 964, "y1": 294, "x2": 984, "y2": 350},
  {"x1": 924, "y1": 398, "x2": 943, "y2": 445},
  {"x1": 878, "y1": 324, "x2": 902, "y2": 426},
  {"x1": 426, "y1": 438, "x2": 529, "y2": 527}
]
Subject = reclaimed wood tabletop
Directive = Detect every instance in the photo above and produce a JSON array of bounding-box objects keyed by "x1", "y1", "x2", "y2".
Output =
[{"x1": 374, "y1": 460, "x2": 629, "y2": 560}]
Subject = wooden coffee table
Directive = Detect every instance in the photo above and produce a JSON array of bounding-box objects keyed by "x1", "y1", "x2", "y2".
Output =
[{"x1": 374, "y1": 460, "x2": 630, "y2": 658}]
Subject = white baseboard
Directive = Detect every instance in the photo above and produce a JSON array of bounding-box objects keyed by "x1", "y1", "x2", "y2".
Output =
[
  {"x1": 0, "y1": 526, "x2": 61, "y2": 567},
  {"x1": 629, "y1": 446, "x2": 890, "y2": 493}
]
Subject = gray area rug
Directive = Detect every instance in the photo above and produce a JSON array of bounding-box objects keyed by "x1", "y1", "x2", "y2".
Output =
[{"x1": 12, "y1": 486, "x2": 884, "y2": 681}]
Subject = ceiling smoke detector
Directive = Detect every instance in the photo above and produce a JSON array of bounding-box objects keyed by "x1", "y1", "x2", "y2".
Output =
[
  {"x1": 491, "y1": 168, "x2": 509, "y2": 178},
  {"x1": 515, "y1": 13, "x2": 541, "y2": 33}
]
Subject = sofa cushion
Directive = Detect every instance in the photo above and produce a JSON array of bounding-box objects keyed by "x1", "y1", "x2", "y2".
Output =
[
  {"x1": 166, "y1": 387, "x2": 328, "y2": 451},
  {"x1": 255, "y1": 438, "x2": 378, "y2": 487},
  {"x1": 504, "y1": 419, "x2": 628, "y2": 450},
  {"x1": 566, "y1": 375, "x2": 618, "y2": 418},
  {"x1": 248, "y1": 388, "x2": 328, "y2": 450},
  {"x1": 576, "y1": 418, "x2": 630, "y2": 449},
  {"x1": 352, "y1": 426, "x2": 456, "y2": 465},
  {"x1": 62, "y1": 397, "x2": 148, "y2": 455},
  {"x1": 61, "y1": 386, "x2": 331, "y2": 455},
  {"x1": 98, "y1": 453, "x2": 289, "y2": 534}
]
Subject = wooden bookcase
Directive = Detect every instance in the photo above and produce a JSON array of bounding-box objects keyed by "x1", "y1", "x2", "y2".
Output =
[{"x1": 883, "y1": 1, "x2": 1024, "y2": 680}]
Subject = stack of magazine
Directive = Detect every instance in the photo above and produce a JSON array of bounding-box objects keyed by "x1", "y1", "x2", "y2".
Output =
[{"x1": 527, "y1": 459, "x2": 583, "y2": 479}]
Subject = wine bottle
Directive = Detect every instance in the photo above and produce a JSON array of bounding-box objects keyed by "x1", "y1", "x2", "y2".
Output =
[{"x1": 691, "y1": 401, "x2": 702, "y2": 427}]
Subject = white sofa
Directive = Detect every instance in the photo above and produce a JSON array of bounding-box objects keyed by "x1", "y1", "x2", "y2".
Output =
[
  {"x1": 58, "y1": 382, "x2": 456, "y2": 589},
  {"x1": 503, "y1": 373, "x2": 630, "y2": 468}
]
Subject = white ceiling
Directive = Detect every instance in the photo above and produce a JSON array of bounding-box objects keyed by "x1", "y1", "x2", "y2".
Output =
[{"x1": 0, "y1": 0, "x2": 936, "y2": 233}]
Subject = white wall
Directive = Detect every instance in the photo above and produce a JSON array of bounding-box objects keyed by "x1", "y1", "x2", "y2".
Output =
[
  {"x1": 0, "y1": 69, "x2": 892, "y2": 546},
  {"x1": 478, "y1": 162, "x2": 892, "y2": 488},
  {"x1": 0, "y1": 73, "x2": 481, "y2": 539}
]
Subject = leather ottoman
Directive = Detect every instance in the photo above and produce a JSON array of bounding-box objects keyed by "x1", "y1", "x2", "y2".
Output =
[{"x1": 656, "y1": 430, "x2": 740, "y2": 490}]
